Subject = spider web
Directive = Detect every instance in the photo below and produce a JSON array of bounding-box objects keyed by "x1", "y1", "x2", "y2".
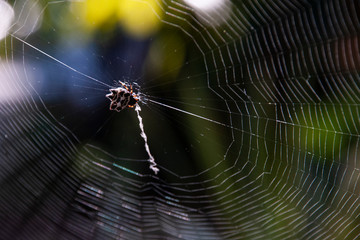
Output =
[{"x1": 1, "y1": 0, "x2": 360, "y2": 239}]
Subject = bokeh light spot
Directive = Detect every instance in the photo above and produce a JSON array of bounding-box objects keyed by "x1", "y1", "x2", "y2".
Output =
[
  {"x1": 117, "y1": 0, "x2": 162, "y2": 38},
  {"x1": 84, "y1": 0, "x2": 117, "y2": 29}
]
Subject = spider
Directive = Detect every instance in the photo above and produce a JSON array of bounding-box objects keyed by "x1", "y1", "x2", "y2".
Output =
[{"x1": 106, "y1": 81, "x2": 140, "y2": 112}]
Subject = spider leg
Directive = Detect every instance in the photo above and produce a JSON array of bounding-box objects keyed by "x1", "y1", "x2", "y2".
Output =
[{"x1": 120, "y1": 81, "x2": 130, "y2": 92}]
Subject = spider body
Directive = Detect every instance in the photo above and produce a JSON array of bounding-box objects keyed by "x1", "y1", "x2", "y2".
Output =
[{"x1": 106, "y1": 81, "x2": 139, "y2": 112}]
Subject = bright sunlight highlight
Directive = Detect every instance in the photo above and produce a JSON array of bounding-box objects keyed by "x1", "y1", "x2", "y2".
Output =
[
  {"x1": 183, "y1": 0, "x2": 231, "y2": 26},
  {"x1": 0, "y1": 0, "x2": 14, "y2": 40}
]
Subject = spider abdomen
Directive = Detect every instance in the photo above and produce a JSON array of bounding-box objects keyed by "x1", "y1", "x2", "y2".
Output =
[{"x1": 106, "y1": 82, "x2": 140, "y2": 112}]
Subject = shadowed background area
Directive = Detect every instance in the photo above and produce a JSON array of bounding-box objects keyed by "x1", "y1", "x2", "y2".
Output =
[{"x1": 1, "y1": 0, "x2": 360, "y2": 239}]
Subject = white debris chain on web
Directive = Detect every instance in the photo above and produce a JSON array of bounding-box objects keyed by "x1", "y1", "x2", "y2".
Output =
[{"x1": 135, "y1": 103, "x2": 159, "y2": 174}]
